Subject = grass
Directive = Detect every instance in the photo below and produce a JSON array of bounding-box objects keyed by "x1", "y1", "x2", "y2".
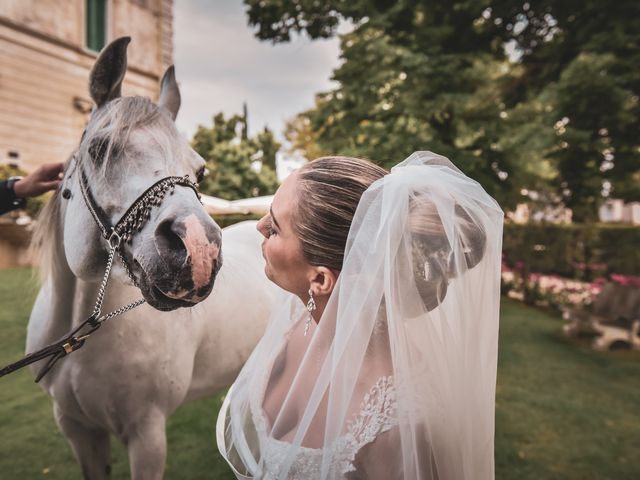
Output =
[
  {"x1": 1, "y1": 268, "x2": 639, "y2": 479},
  {"x1": 495, "y1": 301, "x2": 640, "y2": 479}
]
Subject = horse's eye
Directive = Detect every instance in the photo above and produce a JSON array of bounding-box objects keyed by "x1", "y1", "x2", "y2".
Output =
[
  {"x1": 88, "y1": 138, "x2": 119, "y2": 164},
  {"x1": 196, "y1": 166, "x2": 206, "y2": 184},
  {"x1": 88, "y1": 139, "x2": 109, "y2": 163}
]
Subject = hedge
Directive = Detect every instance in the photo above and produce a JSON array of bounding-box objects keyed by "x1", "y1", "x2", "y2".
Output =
[{"x1": 502, "y1": 223, "x2": 640, "y2": 280}]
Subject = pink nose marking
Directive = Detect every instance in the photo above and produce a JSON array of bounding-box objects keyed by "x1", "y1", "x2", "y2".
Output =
[{"x1": 182, "y1": 214, "x2": 219, "y2": 290}]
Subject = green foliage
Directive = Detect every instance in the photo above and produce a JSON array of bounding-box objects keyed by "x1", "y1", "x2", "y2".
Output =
[
  {"x1": 485, "y1": 1, "x2": 640, "y2": 221},
  {"x1": 253, "y1": 1, "x2": 524, "y2": 209},
  {"x1": 192, "y1": 112, "x2": 279, "y2": 200},
  {"x1": 0, "y1": 164, "x2": 24, "y2": 179},
  {"x1": 284, "y1": 114, "x2": 329, "y2": 161},
  {"x1": 503, "y1": 223, "x2": 640, "y2": 279},
  {"x1": 245, "y1": 0, "x2": 640, "y2": 220}
]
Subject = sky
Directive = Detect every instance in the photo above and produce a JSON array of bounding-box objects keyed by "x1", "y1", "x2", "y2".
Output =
[{"x1": 173, "y1": 0, "x2": 343, "y2": 176}]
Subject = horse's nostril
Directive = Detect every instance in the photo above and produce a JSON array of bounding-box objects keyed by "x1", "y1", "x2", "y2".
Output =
[{"x1": 155, "y1": 219, "x2": 187, "y2": 263}]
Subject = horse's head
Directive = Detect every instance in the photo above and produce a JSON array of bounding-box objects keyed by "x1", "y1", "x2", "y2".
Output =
[{"x1": 62, "y1": 37, "x2": 221, "y2": 311}]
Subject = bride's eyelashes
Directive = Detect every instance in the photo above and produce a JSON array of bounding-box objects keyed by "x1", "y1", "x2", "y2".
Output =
[{"x1": 266, "y1": 218, "x2": 278, "y2": 237}]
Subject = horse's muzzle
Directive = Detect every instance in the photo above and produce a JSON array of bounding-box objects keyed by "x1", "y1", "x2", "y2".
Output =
[{"x1": 135, "y1": 213, "x2": 222, "y2": 311}]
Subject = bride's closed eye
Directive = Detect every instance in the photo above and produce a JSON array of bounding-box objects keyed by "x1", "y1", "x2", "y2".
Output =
[{"x1": 266, "y1": 218, "x2": 278, "y2": 237}]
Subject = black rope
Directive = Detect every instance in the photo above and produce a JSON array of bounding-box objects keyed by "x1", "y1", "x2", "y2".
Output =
[
  {"x1": 1, "y1": 167, "x2": 200, "y2": 382},
  {"x1": 0, "y1": 313, "x2": 99, "y2": 382}
]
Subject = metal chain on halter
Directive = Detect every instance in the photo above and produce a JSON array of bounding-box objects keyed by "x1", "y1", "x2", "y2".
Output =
[
  {"x1": 84, "y1": 231, "x2": 146, "y2": 335},
  {"x1": 60, "y1": 175, "x2": 200, "y2": 352},
  {"x1": 0, "y1": 236, "x2": 148, "y2": 382},
  {"x1": 0, "y1": 165, "x2": 201, "y2": 382},
  {"x1": 96, "y1": 298, "x2": 147, "y2": 323},
  {"x1": 91, "y1": 235, "x2": 119, "y2": 318},
  {"x1": 76, "y1": 173, "x2": 199, "y2": 335}
]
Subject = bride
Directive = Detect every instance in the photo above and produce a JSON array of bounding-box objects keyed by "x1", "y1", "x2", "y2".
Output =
[{"x1": 217, "y1": 151, "x2": 504, "y2": 479}]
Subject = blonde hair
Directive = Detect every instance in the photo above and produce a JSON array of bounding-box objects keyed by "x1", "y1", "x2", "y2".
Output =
[
  {"x1": 409, "y1": 197, "x2": 487, "y2": 310},
  {"x1": 293, "y1": 156, "x2": 487, "y2": 313},
  {"x1": 294, "y1": 156, "x2": 388, "y2": 271}
]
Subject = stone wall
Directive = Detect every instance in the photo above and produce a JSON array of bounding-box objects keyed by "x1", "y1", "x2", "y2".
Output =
[{"x1": 0, "y1": 0, "x2": 173, "y2": 171}]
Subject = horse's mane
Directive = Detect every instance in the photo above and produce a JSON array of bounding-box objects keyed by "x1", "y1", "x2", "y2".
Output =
[
  {"x1": 31, "y1": 96, "x2": 172, "y2": 282},
  {"x1": 31, "y1": 171, "x2": 65, "y2": 283}
]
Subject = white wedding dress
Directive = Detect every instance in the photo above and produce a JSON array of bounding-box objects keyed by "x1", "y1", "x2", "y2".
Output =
[
  {"x1": 217, "y1": 316, "x2": 398, "y2": 479},
  {"x1": 217, "y1": 152, "x2": 504, "y2": 480}
]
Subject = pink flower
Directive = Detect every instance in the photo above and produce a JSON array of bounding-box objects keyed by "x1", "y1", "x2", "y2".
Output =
[{"x1": 609, "y1": 273, "x2": 640, "y2": 287}]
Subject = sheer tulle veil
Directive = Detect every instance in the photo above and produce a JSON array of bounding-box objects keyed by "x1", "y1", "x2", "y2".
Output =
[{"x1": 217, "y1": 151, "x2": 504, "y2": 479}]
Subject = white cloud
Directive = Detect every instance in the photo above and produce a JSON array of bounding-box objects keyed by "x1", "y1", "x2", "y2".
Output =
[{"x1": 173, "y1": 0, "x2": 341, "y2": 142}]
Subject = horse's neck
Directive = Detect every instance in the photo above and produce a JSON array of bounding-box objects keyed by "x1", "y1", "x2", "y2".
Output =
[{"x1": 33, "y1": 230, "x2": 100, "y2": 348}]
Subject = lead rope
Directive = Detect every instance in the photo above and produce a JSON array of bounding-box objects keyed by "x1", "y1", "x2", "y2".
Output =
[
  {"x1": 0, "y1": 168, "x2": 200, "y2": 382},
  {"x1": 0, "y1": 233, "x2": 146, "y2": 382}
]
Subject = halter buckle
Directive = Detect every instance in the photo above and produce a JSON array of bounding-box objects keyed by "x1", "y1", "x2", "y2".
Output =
[{"x1": 108, "y1": 230, "x2": 122, "y2": 249}]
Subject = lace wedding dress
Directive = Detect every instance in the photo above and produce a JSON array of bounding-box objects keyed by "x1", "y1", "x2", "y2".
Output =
[
  {"x1": 217, "y1": 310, "x2": 398, "y2": 480},
  {"x1": 218, "y1": 375, "x2": 397, "y2": 479},
  {"x1": 217, "y1": 152, "x2": 503, "y2": 480}
]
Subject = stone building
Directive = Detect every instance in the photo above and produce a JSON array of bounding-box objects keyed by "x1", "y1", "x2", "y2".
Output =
[{"x1": 0, "y1": 0, "x2": 174, "y2": 171}]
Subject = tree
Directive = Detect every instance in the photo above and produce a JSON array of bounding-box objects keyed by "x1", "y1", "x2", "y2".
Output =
[
  {"x1": 284, "y1": 114, "x2": 328, "y2": 161},
  {"x1": 245, "y1": 0, "x2": 640, "y2": 221},
  {"x1": 245, "y1": 0, "x2": 536, "y2": 210},
  {"x1": 192, "y1": 111, "x2": 279, "y2": 200},
  {"x1": 490, "y1": 0, "x2": 640, "y2": 221}
]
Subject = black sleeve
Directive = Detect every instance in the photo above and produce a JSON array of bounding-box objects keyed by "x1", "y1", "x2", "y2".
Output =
[{"x1": 0, "y1": 180, "x2": 27, "y2": 215}]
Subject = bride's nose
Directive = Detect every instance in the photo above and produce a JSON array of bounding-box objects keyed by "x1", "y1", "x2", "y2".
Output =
[{"x1": 256, "y1": 215, "x2": 269, "y2": 238}]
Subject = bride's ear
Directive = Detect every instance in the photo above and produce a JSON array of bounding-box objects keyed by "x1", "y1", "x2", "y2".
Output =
[{"x1": 309, "y1": 267, "x2": 337, "y2": 297}]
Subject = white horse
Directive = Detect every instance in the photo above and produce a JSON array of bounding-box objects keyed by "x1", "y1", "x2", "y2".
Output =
[{"x1": 26, "y1": 37, "x2": 276, "y2": 479}]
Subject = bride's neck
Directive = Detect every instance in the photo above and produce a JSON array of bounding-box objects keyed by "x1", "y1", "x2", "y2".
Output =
[{"x1": 311, "y1": 295, "x2": 328, "y2": 324}]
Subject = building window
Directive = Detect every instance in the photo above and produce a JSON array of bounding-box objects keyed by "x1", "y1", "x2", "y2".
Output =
[{"x1": 86, "y1": 0, "x2": 107, "y2": 52}]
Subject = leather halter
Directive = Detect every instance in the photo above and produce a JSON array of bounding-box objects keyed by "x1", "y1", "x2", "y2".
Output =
[
  {"x1": 78, "y1": 165, "x2": 200, "y2": 285},
  {"x1": 0, "y1": 151, "x2": 202, "y2": 382},
  {"x1": 79, "y1": 168, "x2": 200, "y2": 242}
]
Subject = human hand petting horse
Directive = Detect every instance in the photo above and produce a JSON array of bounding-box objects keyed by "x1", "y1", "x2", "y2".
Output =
[{"x1": 18, "y1": 37, "x2": 277, "y2": 479}]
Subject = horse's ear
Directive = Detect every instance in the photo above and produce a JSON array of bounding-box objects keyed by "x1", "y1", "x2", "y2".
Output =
[
  {"x1": 158, "y1": 66, "x2": 181, "y2": 121},
  {"x1": 89, "y1": 36, "x2": 131, "y2": 108}
]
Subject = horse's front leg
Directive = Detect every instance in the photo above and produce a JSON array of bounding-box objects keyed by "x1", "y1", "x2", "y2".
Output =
[
  {"x1": 54, "y1": 403, "x2": 112, "y2": 479},
  {"x1": 122, "y1": 410, "x2": 168, "y2": 480}
]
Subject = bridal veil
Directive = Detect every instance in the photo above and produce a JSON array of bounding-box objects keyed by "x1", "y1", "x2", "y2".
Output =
[{"x1": 217, "y1": 151, "x2": 504, "y2": 479}]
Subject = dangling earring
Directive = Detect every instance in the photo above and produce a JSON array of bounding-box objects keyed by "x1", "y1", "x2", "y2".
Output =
[{"x1": 304, "y1": 288, "x2": 316, "y2": 336}]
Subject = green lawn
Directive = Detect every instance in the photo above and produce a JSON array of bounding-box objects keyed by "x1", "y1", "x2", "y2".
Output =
[{"x1": 1, "y1": 268, "x2": 638, "y2": 479}]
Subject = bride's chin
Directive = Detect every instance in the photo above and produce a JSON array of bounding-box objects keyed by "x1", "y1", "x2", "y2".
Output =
[{"x1": 263, "y1": 265, "x2": 273, "y2": 281}]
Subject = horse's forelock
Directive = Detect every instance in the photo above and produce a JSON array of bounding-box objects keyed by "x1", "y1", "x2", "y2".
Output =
[
  {"x1": 33, "y1": 96, "x2": 176, "y2": 281},
  {"x1": 81, "y1": 96, "x2": 173, "y2": 176}
]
